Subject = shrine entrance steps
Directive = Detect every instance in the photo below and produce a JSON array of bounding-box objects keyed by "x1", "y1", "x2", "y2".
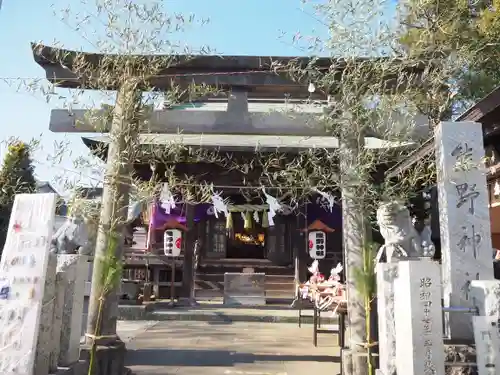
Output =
[
  {"x1": 193, "y1": 258, "x2": 295, "y2": 305},
  {"x1": 117, "y1": 303, "x2": 338, "y2": 325}
]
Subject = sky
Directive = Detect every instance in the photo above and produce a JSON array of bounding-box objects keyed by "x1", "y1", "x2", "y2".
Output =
[{"x1": 0, "y1": 0, "x2": 394, "y2": 193}]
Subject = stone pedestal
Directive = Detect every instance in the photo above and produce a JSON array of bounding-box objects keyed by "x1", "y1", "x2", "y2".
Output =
[
  {"x1": 79, "y1": 340, "x2": 127, "y2": 375},
  {"x1": 394, "y1": 259, "x2": 445, "y2": 375},
  {"x1": 376, "y1": 262, "x2": 398, "y2": 375},
  {"x1": 435, "y1": 121, "x2": 494, "y2": 340},
  {"x1": 341, "y1": 348, "x2": 353, "y2": 375},
  {"x1": 34, "y1": 253, "x2": 57, "y2": 375},
  {"x1": 57, "y1": 254, "x2": 88, "y2": 366}
]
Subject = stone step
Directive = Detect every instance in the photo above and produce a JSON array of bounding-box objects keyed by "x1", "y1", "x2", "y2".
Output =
[
  {"x1": 193, "y1": 281, "x2": 294, "y2": 293},
  {"x1": 197, "y1": 264, "x2": 294, "y2": 276},
  {"x1": 195, "y1": 273, "x2": 294, "y2": 283},
  {"x1": 193, "y1": 289, "x2": 223, "y2": 299},
  {"x1": 193, "y1": 289, "x2": 295, "y2": 300},
  {"x1": 118, "y1": 304, "x2": 338, "y2": 324},
  {"x1": 194, "y1": 281, "x2": 295, "y2": 291}
]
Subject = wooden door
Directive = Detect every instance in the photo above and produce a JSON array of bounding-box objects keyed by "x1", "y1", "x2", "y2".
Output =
[
  {"x1": 266, "y1": 217, "x2": 291, "y2": 266},
  {"x1": 204, "y1": 218, "x2": 227, "y2": 259}
]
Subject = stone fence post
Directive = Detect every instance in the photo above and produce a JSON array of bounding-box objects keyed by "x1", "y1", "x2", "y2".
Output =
[{"x1": 56, "y1": 254, "x2": 88, "y2": 366}]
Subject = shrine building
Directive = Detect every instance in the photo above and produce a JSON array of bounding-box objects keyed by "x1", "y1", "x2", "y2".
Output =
[{"x1": 32, "y1": 44, "x2": 430, "y2": 303}]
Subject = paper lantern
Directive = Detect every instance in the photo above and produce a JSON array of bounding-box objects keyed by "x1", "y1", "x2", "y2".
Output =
[
  {"x1": 164, "y1": 229, "x2": 182, "y2": 257},
  {"x1": 308, "y1": 231, "x2": 326, "y2": 259}
]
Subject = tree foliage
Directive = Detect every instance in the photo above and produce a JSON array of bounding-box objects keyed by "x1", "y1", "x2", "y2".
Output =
[
  {"x1": 0, "y1": 140, "x2": 37, "y2": 251},
  {"x1": 399, "y1": 0, "x2": 500, "y2": 109}
]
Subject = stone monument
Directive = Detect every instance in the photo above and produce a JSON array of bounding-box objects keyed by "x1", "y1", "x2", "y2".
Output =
[
  {"x1": 223, "y1": 272, "x2": 266, "y2": 306},
  {"x1": 435, "y1": 121, "x2": 494, "y2": 340},
  {"x1": 0, "y1": 193, "x2": 57, "y2": 375},
  {"x1": 375, "y1": 201, "x2": 436, "y2": 375},
  {"x1": 472, "y1": 316, "x2": 500, "y2": 374},
  {"x1": 394, "y1": 259, "x2": 445, "y2": 375},
  {"x1": 470, "y1": 280, "x2": 500, "y2": 317}
]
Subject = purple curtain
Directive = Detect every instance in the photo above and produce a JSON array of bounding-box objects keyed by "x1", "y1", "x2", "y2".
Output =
[
  {"x1": 151, "y1": 195, "x2": 342, "y2": 230},
  {"x1": 306, "y1": 194, "x2": 342, "y2": 229},
  {"x1": 151, "y1": 201, "x2": 213, "y2": 229}
]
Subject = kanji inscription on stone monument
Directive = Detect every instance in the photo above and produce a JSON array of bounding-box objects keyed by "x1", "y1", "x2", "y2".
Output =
[
  {"x1": 394, "y1": 259, "x2": 445, "y2": 375},
  {"x1": 435, "y1": 121, "x2": 494, "y2": 340}
]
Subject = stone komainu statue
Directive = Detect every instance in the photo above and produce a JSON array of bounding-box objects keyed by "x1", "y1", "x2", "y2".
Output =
[
  {"x1": 50, "y1": 214, "x2": 91, "y2": 255},
  {"x1": 51, "y1": 200, "x2": 145, "y2": 255},
  {"x1": 375, "y1": 201, "x2": 435, "y2": 264},
  {"x1": 124, "y1": 200, "x2": 144, "y2": 246}
]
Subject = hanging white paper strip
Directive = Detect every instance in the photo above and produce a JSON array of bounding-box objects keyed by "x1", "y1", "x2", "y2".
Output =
[
  {"x1": 313, "y1": 188, "x2": 336, "y2": 212},
  {"x1": 262, "y1": 188, "x2": 281, "y2": 227},
  {"x1": 211, "y1": 192, "x2": 228, "y2": 219},
  {"x1": 159, "y1": 183, "x2": 176, "y2": 214}
]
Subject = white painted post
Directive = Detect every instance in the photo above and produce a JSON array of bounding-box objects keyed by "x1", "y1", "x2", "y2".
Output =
[
  {"x1": 0, "y1": 193, "x2": 57, "y2": 375},
  {"x1": 435, "y1": 121, "x2": 494, "y2": 340},
  {"x1": 376, "y1": 263, "x2": 398, "y2": 375},
  {"x1": 394, "y1": 259, "x2": 445, "y2": 375}
]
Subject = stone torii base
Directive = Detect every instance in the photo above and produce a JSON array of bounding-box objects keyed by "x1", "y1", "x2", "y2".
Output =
[{"x1": 79, "y1": 341, "x2": 129, "y2": 375}]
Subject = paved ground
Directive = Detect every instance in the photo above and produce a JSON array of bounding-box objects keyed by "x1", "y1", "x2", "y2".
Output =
[{"x1": 121, "y1": 321, "x2": 341, "y2": 375}]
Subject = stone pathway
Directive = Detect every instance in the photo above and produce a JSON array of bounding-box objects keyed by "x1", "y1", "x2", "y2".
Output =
[
  {"x1": 118, "y1": 321, "x2": 159, "y2": 344},
  {"x1": 123, "y1": 321, "x2": 341, "y2": 375}
]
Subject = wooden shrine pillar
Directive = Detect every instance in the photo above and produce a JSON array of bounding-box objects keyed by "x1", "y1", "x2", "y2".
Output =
[
  {"x1": 294, "y1": 203, "x2": 307, "y2": 283},
  {"x1": 267, "y1": 216, "x2": 289, "y2": 265},
  {"x1": 181, "y1": 204, "x2": 196, "y2": 299}
]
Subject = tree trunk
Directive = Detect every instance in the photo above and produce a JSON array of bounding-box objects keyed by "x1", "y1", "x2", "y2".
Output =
[
  {"x1": 86, "y1": 78, "x2": 142, "y2": 344},
  {"x1": 340, "y1": 137, "x2": 370, "y2": 375}
]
